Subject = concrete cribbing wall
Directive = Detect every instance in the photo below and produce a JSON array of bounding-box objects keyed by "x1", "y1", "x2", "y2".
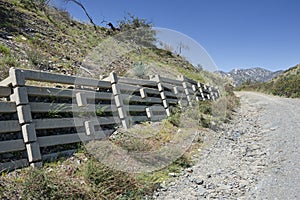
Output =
[{"x1": 0, "y1": 68, "x2": 219, "y2": 171}]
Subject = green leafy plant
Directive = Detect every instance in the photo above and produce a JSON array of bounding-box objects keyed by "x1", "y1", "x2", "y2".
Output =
[
  {"x1": 26, "y1": 49, "x2": 51, "y2": 70},
  {"x1": 48, "y1": 103, "x2": 70, "y2": 118},
  {"x1": 0, "y1": 44, "x2": 10, "y2": 55},
  {"x1": 0, "y1": 55, "x2": 20, "y2": 80},
  {"x1": 167, "y1": 105, "x2": 182, "y2": 127},
  {"x1": 133, "y1": 61, "x2": 148, "y2": 78},
  {"x1": 83, "y1": 158, "x2": 148, "y2": 199}
]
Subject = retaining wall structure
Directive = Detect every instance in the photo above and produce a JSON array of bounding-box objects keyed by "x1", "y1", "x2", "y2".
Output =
[{"x1": 0, "y1": 68, "x2": 219, "y2": 171}]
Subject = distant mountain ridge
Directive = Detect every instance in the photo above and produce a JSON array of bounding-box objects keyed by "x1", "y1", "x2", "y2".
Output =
[{"x1": 217, "y1": 67, "x2": 283, "y2": 86}]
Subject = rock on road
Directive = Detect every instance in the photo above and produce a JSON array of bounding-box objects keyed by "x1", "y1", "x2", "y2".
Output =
[{"x1": 151, "y1": 92, "x2": 300, "y2": 199}]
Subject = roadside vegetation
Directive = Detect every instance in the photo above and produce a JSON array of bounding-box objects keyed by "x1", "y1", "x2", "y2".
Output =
[{"x1": 0, "y1": 84, "x2": 239, "y2": 199}]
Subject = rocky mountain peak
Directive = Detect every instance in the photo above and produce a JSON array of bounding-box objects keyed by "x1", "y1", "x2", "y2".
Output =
[{"x1": 217, "y1": 67, "x2": 283, "y2": 86}]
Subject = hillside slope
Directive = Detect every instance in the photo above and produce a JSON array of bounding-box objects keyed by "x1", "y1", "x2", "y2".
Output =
[
  {"x1": 0, "y1": 0, "x2": 206, "y2": 82},
  {"x1": 0, "y1": 0, "x2": 106, "y2": 78}
]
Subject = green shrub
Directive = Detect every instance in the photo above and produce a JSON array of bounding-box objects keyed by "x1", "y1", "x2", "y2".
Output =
[
  {"x1": 21, "y1": 168, "x2": 91, "y2": 199},
  {"x1": 0, "y1": 44, "x2": 10, "y2": 55},
  {"x1": 26, "y1": 49, "x2": 49, "y2": 70},
  {"x1": 167, "y1": 106, "x2": 182, "y2": 127},
  {"x1": 84, "y1": 158, "x2": 148, "y2": 199},
  {"x1": 0, "y1": 55, "x2": 20, "y2": 80},
  {"x1": 198, "y1": 101, "x2": 212, "y2": 115},
  {"x1": 133, "y1": 61, "x2": 148, "y2": 78}
]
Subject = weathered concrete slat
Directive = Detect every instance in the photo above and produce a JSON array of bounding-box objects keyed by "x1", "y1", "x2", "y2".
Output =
[
  {"x1": 150, "y1": 105, "x2": 166, "y2": 113},
  {"x1": 29, "y1": 102, "x2": 117, "y2": 113},
  {"x1": 0, "y1": 102, "x2": 17, "y2": 113},
  {"x1": 27, "y1": 86, "x2": 113, "y2": 100},
  {"x1": 119, "y1": 83, "x2": 141, "y2": 92},
  {"x1": 131, "y1": 116, "x2": 148, "y2": 122},
  {"x1": 122, "y1": 94, "x2": 162, "y2": 104},
  {"x1": 118, "y1": 77, "x2": 156, "y2": 87},
  {"x1": 0, "y1": 86, "x2": 11, "y2": 97},
  {"x1": 34, "y1": 118, "x2": 77, "y2": 129},
  {"x1": 0, "y1": 120, "x2": 21, "y2": 133},
  {"x1": 27, "y1": 86, "x2": 75, "y2": 98},
  {"x1": 175, "y1": 93, "x2": 187, "y2": 100},
  {"x1": 0, "y1": 159, "x2": 29, "y2": 172},
  {"x1": 38, "y1": 130, "x2": 113, "y2": 147},
  {"x1": 42, "y1": 149, "x2": 77, "y2": 162},
  {"x1": 0, "y1": 139, "x2": 25, "y2": 153},
  {"x1": 174, "y1": 86, "x2": 185, "y2": 94},
  {"x1": 125, "y1": 105, "x2": 147, "y2": 112},
  {"x1": 143, "y1": 97, "x2": 163, "y2": 104},
  {"x1": 143, "y1": 88, "x2": 160, "y2": 95},
  {"x1": 164, "y1": 91, "x2": 177, "y2": 98},
  {"x1": 160, "y1": 76, "x2": 183, "y2": 86},
  {"x1": 160, "y1": 82, "x2": 176, "y2": 91},
  {"x1": 97, "y1": 117, "x2": 120, "y2": 125},
  {"x1": 30, "y1": 102, "x2": 73, "y2": 113},
  {"x1": 151, "y1": 115, "x2": 167, "y2": 122},
  {"x1": 167, "y1": 98, "x2": 179, "y2": 104},
  {"x1": 38, "y1": 133, "x2": 85, "y2": 147},
  {"x1": 33, "y1": 117, "x2": 118, "y2": 130},
  {"x1": 23, "y1": 69, "x2": 111, "y2": 88}
]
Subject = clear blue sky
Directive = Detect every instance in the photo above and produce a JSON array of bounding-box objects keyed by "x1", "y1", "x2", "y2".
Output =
[{"x1": 52, "y1": 0, "x2": 300, "y2": 72}]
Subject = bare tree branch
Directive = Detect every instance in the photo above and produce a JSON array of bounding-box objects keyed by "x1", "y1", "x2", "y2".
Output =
[
  {"x1": 99, "y1": 14, "x2": 108, "y2": 25},
  {"x1": 64, "y1": 0, "x2": 99, "y2": 33}
]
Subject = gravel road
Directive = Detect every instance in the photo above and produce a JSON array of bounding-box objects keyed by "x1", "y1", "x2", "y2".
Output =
[{"x1": 151, "y1": 92, "x2": 300, "y2": 199}]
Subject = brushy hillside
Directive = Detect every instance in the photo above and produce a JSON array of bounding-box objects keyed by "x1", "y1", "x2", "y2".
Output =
[
  {"x1": 237, "y1": 64, "x2": 300, "y2": 98},
  {"x1": 0, "y1": 0, "x2": 206, "y2": 82},
  {"x1": 0, "y1": 0, "x2": 105, "y2": 78}
]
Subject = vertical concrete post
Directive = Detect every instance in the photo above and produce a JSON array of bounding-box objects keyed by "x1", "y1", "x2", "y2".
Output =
[
  {"x1": 197, "y1": 82, "x2": 205, "y2": 101},
  {"x1": 146, "y1": 107, "x2": 153, "y2": 119},
  {"x1": 139, "y1": 88, "x2": 147, "y2": 99},
  {"x1": 150, "y1": 75, "x2": 170, "y2": 117},
  {"x1": 207, "y1": 84, "x2": 215, "y2": 101},
  {"x1": 192, "y1": 84, "x2": 200, "y2": 102},
  {"x1": 216, "y1": 87, "x2": 220, "y2": 98},
  {"x1": 9, "y1": 68, "x2": 42, "y2": 168},
  {"x1": 178, "y1": 75, "x2": 192, "y2": 106},
  {"x1": 205, "y1": 83, "x2": 211, "y2": 100},
  {"x1": 110, "y1": 72, "x2": 129, "y2": 129},
  {"x1": 76, "y1": 92, "x2": 96, "y2": 136}
]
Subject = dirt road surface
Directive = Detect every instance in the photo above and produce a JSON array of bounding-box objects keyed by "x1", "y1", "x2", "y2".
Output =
[{"x1": 151, "y1": 92, "x2": 300, "y2": 199}]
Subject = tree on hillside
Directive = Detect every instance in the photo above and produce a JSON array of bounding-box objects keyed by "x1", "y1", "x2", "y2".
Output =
[{"x1": 116, "y1": 14, "x2": 157, "y2": 48}]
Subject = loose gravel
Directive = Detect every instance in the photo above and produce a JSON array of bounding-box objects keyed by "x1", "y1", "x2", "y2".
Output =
[{"x1": 150, "y1": 92, "x2": 300, "y2": 200}]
